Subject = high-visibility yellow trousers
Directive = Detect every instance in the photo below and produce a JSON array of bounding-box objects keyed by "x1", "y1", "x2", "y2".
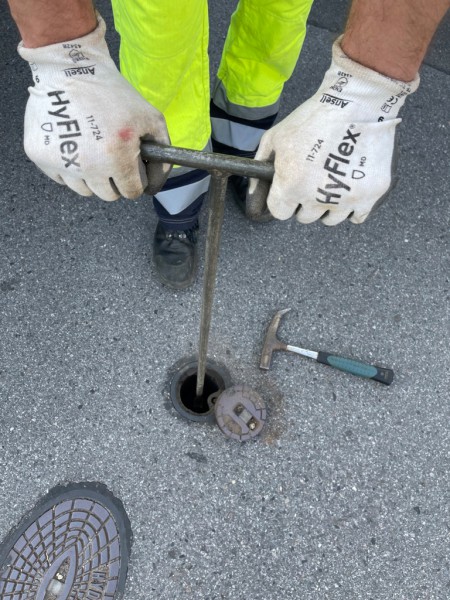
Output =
[{"x1": 111, "y1": 0, "x2": 314, "y2": 216}]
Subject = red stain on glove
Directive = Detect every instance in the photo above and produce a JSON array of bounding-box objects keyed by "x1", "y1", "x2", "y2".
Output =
[{"x1": 118, "y1": 127, "x2": 134, "y2": 142}]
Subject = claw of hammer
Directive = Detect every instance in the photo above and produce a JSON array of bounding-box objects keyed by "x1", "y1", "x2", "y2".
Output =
[{"x1": 259, "y1": 308, "x2": 291, "y2": 370}]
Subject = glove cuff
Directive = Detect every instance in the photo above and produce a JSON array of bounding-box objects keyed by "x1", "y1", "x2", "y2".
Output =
[
  {"x1": 333, "y1": 36, "x2": 419, "y2": 92},
  {"x1": 18, "y1": 12, "x2": 108, "y2": 66},
  {"x1": 322, "y1": 35, "x2": 420, "y2": 119}
]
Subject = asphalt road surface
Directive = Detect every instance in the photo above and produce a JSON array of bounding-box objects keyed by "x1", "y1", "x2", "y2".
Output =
[{"x1": 1, "y1": 1, "x2": 449, "y2": 598}]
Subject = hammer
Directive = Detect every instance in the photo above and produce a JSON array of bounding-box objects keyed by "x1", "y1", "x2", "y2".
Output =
[{"x1": 260, "y1": 309, "x2": 394, "y2": 385}]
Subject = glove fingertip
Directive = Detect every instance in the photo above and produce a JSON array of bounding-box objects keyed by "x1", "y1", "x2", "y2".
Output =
[
  {"x1": 267, "y1": 195, "x2": 295, "y2": 221},
  {"x1": 296, "y1": 214, "x2": 319, "y2": 225},
  {"x1": 82, "y1": 177, "x2": 120, "y2": 201},
  {"x1": 320, "y1": 211, "x2": 348, "y2": 226},
  {"x1": 349, "y1": 211, "x2": 370, "y2": 224},
  {"x1": 321, "y1": 218, "x2": 345, "y2": 227},
  {"x1": 37, "y1": 166, "x2": 65, "y2": 186},
  {"x1": 295, "y1": 202, "x2": 328, "y2": 224},
  {"x1": 77, "y1": 188, "x2": 95, "y2": 198}
]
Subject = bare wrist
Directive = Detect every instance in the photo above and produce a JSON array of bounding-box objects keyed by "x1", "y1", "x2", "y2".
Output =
[
  {"x1": 341, "y1": 0, "x2": 449, "y2": 83},
  {"x1": 341, "y1": 33, "x2": 419, "y2": 82},
  {"x1": 8, "y1": 1, "x2": 97, "y2": 48}
]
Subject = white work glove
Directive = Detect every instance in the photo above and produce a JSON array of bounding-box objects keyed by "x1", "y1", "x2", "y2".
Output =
[
  {"x1": 249, "y1": 37, "x2": 419, "y2": 225},
  {"x1": 18, "y1": 15, "x2": 170, "y2": 201}
]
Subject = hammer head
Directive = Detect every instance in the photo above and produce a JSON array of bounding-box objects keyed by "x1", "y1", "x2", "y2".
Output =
[{"x1": 260, "y1": 308, "x2": 291, "y2": 370}]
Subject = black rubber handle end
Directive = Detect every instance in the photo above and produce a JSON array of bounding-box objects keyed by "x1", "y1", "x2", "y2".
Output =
[{"x1": 372, "y1": 367, "x2": 394, "y2": 386}]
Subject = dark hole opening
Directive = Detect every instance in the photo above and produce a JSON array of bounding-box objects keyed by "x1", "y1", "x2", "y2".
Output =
[{"x1": 179, "y1": 371, "x2": 220, "y2": 414}]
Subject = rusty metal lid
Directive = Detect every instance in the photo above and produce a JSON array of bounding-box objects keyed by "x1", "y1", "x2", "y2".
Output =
[
  {"x1": 214, "y1": 385, "x2": 266, "y2": 442},
  {"x1": 0, "y1": 482, "x2": 132, "y2": 600}
]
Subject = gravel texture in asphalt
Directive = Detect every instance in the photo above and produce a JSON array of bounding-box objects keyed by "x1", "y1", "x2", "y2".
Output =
[{"x1": 1, "y1": 2, "x2": 449, "y2": 599}]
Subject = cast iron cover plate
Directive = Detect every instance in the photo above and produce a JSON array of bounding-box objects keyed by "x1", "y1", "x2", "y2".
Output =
[
  {"x1": 215, "y1": 385, "x2": 267, "y2": 442},
  {"x1": 0, "y1": 482, "x2": 132, "y2": 600}
]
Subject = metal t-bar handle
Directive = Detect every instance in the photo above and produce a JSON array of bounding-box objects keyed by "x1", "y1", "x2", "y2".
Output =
[
  {"x1": 141, "y1": 142, "x2": 274, "y2": 398},
  {"x1": 141, "y1": 142, "x2": 274, "y2": 181}
]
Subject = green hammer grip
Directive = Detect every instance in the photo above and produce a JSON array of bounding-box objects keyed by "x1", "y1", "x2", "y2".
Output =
[{"x1": 317, "y1": 352, "x2": 394, "y2": 385}]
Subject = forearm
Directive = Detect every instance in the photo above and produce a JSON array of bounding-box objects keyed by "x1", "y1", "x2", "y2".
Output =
[
  {"x1": 7, "y1": 0, "x2": 97, "y2": 48},
  {"x1": 342, "y1": 0, "x2": 449, "y2": 81}
]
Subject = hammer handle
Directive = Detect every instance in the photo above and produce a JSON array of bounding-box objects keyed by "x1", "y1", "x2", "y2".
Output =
[{"x1": 316, "y1": 351, "x2": 394, "y2": 385}]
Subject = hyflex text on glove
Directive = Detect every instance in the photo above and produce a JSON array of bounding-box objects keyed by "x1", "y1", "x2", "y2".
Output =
[
  {"x1": 18, "y1": 14, "x2": 170, "y2": 201},
  {"x1": 249, "y1": 37, "x2": 420, "y2": 226}
]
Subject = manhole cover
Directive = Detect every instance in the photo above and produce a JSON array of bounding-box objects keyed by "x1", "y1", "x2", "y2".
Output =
[
  {"x1": 215, "y1": 385, "x2": 267, "y2": 442},
  {"x1": 0, "y1": 482, "x2": 132, "y2": 600}
]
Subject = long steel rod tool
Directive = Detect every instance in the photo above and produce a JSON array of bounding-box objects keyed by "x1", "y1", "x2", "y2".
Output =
[
  {"x1": 196, "y1": 171, "x2": 228, "y2": 398},
  {"x1": 141, "y1": 142, "x2": 274, "y2": 398}
]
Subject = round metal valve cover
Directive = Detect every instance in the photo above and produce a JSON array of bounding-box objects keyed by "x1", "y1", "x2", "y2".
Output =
[
  {"x1": 215, "y1": 385, "x2": 267, "y2": 442},
  {"x1": 0, "y1": 482, "x2": 132, "y2": 600}
]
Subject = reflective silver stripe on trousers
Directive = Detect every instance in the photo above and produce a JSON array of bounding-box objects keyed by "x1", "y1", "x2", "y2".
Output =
[
  {"x1": 211, "y1": 117, "x2": 265, "y2": 152},
  {"x1": 154, "y1": 175, "x2": 211, "y2": 215},
  {"x1": 212, "y1": 79, "x2": 280, "y2": 120}
]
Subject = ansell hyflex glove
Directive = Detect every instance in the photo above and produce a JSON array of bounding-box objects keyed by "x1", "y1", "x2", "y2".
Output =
[
  {"x1": 249, "y1": 37, "x2": 420, "y2": 225},
  {"x1": 18, "y1": 15, "x2": 170, "y2": 201}
]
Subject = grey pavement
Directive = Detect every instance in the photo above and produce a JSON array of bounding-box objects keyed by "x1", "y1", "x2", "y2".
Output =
[{"x1": 1, "y1": 1, "x2": 449, "y2": 599}]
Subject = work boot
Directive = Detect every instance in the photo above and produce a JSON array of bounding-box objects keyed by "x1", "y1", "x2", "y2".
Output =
[{"x1": 153, "y1": 221, "x2": 199, "y2": 290}]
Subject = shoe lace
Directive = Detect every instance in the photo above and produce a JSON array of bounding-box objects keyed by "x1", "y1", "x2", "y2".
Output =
[{"x1": 165, "y1": 224, "x2": 198, "y2": 244}]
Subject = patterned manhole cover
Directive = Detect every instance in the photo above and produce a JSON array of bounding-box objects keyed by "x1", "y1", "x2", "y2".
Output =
[{"x1": 0, "y1": 482, "x2": 132, "y2": 599}]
